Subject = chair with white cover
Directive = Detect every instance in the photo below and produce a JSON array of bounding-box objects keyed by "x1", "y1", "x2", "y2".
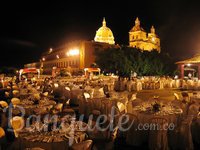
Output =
[
  {"x1": 159, "y1": 80, "x2": 164, "y2": 89},
  {"x1": 174, "y1": 115, "x2": 194, "y2": 150},
  {"x1": 136, "y1": 81, "x2": 142, "y2": 91},
  {"x1": 83, "y1": 92, "x2": 90, "y2": 99},
  {"x1": 81, "y1": 93, "x2": 93, "y2": 118},
  {"x1": 12, "y1": 85, "x2": 19, "y2": 90},
  {"x1": 119, "y1": 79, "x2": 126, "y2": 91},
  {"x1": 100, "y1": 100, "x2": 111, "y2": 116},
  {"x1": 191, "y1": 112, "x2": 200, "y2": 146},
  {"x1": 90, "y1": 98, "x2": 103, "y2": 121},
  {"x1": 84, "y1": 87, "x2": 94, "y2": 99},
  {"x1": 125, "y1": 100, "x2": 132, "y2": 113},
  {"x1": 126, "y1": 80, "x2": 132, "y2": 92},
  {"x1": 87, "y1": 118, "x2": 118, "y2": 149},
  {"x1": 128, "y1": 92, "x2": 137, "y2": 101},
  {"x1": 126, "y1": 98, "x2": 142, "y2": 114},
  {"x1": 187, "y1": 104, "x2": 199, "y2": 119},
  {"x1": 125, "y1": 113, "x2": 144, "y2": 146},
  {"x1": 175, "y1": 79, "x2": 181, "y2": 88},
  {"x1": 5, "y1": 91, "x2": 10, "y2": 98},
  {"x1": 70, "y1": 88, "x2": 83, "y2": 105},
  {"x1": 182, "y1": 80, "x2": 188, "y2": 89},
  {"x1": 93, "y1": 87, "x2": 105, "y2": 98},
  {"x1": 13, "y1": 90, "x2": 20, "y2": 97},
  {"x1": 87, "y1": 117, "x2": 110, "y2": 141},
  {"x1": 0, "y1": 101, "x2": 8, "y2": 108},
  {"x1": 10, "y1": 116, "x2": 24, "y2": 137},
  {"x1": 71, "y1": 140, "x2": 93, "y2": 150},
  {"x1": 174, "y1": 93, "x2": 180, "y2": 100},
  {"x1": 117, "y1": 102, "x2": 126, "y2": 113},
  {"x1": 114, "y1": 80, "x2": 120, "y2": 91},
  {"x1": 148, "y1": 117, "x2": 169, "y2": 150},
  {"x1": 11, "y1": 98, "x2": 21, "y2": 107},
  {"x1": 112, "y1": 102, "x2": 126, "y2": 127}
]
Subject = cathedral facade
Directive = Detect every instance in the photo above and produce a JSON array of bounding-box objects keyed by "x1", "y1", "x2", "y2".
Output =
[{"x1": 129, "y1": 18, "x2": 160, "y2": 52}]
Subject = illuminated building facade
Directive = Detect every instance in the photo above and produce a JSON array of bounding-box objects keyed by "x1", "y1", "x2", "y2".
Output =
[
  {"x1": 94, "y1": 18, "x2": 115, "y2": 45},
  {"x1": 129, "y1": 17, "x2": 160, "y2": 52},
  {"x1": 25, "y1": 41, "x2": 115, "y2": 74},
  {"x1": 25, "y1": 17, "x2": 161, "y2": 74}
]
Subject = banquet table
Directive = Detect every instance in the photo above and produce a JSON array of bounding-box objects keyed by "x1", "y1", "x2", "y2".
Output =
[
  {"x1": 132, "y1": 104, "x2": 183, "y2": 125},
  {"x1": 125, "y1": 103, "x2": 183, "y2": 146},
  {"x1": 19, "y1": 99, "x2": 56, "y2": 116},
  {"x1": 80, "y1": 97, "x2": 128, "y2": 118},
  {"x1": 18, "y1": 138, "x2": 69, "y2": 150},
  {"x1": 16, "y1": 119, "x2": 88, "y2": 150}
]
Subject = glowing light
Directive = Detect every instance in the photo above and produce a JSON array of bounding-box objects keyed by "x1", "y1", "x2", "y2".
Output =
[
  {"x1": 42, "y1": 57, "x2": 45, "y2": 61},
  {"x1": 56, "y1": 55, "x2": 60, "y2": 59},
  {"x1": 49, "y1": 48, "x2": 53, "y2": 53},
  {"x1": 65, "y1": 87, "x2": 70, "y2": 91},
  {"x1": 66, "y1": 49, "x2": 79, "y2": 56},
  {"x1": 32, "y1": 77, "x2": 36, "y2": 81},
  {"x1": 152, "y1": 37, "x2": 155, "y2": 42},
  {"x1": 187, "y1": 64, "x2": 191, "y2": 67},
  {"x1": 83, "y1": 92, "x2": 90, "y2": 99},
  {"x1": 54, "y1": 83, "x2": 59, "y2": 88}
]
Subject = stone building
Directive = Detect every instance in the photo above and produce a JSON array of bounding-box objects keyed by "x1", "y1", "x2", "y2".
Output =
[{"x1": 129, "y1": 17, "x2": 160, "y2": 52}]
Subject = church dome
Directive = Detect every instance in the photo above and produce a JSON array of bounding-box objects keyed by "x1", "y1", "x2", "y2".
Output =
[{"x1": 94, "y1": 18, "x2": 115, "y2": 45}]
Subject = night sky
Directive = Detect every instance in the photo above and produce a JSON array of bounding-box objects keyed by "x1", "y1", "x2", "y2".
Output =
[{"x1": 0, "y1": 0, "x2": 200, "y2": 68}]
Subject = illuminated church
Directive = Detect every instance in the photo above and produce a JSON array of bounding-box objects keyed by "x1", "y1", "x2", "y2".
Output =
[{"x1": 129, "y1": 17, "x2": 160, "y2": 52}]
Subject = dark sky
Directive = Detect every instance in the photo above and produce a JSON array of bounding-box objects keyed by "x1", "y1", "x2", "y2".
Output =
[{"x1": 0, "y1": 0, "x2": 200, "y2": 68}]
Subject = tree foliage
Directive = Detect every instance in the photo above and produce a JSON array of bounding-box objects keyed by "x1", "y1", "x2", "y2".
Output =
[{"x1": 95, "y1": 46, "x2": 176, "y2": 77}]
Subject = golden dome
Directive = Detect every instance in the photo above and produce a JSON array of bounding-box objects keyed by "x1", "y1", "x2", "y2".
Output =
[{"x1": 94, "y1": 18, "x2": 115, "y2": 44}]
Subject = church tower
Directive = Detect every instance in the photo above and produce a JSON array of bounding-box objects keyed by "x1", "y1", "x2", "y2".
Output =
[
  {"x1": 129, "y1": 17, "x2": 160, "y2": 52},
  {"x1": 129, "y1": 17, "x2": 146, "y2": 44},
  {"x1": 147, "y1": 26, "x2": 160, "y2": 52}
]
